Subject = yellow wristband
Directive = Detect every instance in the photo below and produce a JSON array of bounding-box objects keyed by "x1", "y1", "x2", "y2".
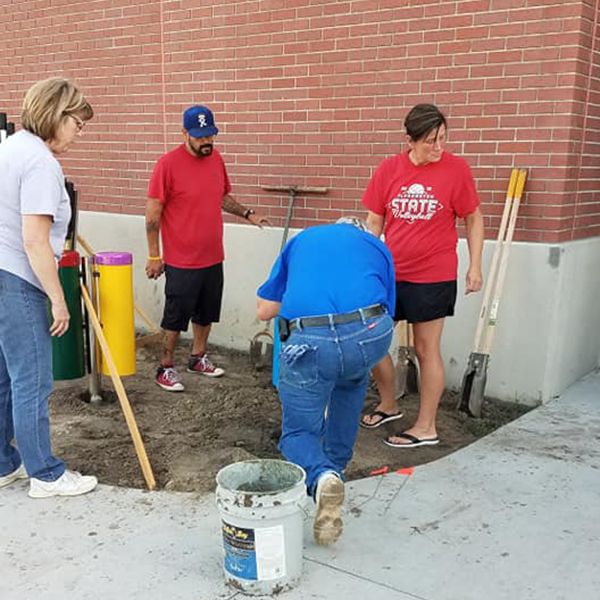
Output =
[{"x1": 147, "y1": 255, "x2": 162, "y2": 260}]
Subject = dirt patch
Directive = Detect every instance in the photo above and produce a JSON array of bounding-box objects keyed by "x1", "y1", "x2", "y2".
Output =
[{"x1": 49, "y1": 340, "x2": 532, "y2": 492}]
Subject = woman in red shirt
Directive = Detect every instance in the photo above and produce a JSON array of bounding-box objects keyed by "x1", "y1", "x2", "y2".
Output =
[{"x1": 360, "y1": 104, "x2": 484, "y2": 447}]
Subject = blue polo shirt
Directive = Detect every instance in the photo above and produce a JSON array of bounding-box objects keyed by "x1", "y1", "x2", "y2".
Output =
[{"x1": 257, "y1": 223, "x2": 395, "y2": 319}]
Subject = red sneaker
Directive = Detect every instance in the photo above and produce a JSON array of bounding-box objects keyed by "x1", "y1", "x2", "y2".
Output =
[
  {"x1": 187, "y1": 354, "x2": 225, "y2": 377},
  {"x1": 155, "y1": 366, "x2": 184, "y2": 392}
]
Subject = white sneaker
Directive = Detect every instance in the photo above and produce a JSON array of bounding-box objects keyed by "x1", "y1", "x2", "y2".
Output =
[
  {"x1": 29, "y1": 469, "x2": 98, "y2": 499},
  {"x1": 313, "y1": 472, "x2": 344, "y2": 545},
  {"x1": 0, "y1": 464, "x2": 28, "y2": 488}
]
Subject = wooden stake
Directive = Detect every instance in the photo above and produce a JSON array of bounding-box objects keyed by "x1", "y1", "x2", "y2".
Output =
[{"x1": 80, "y1": 283, "x2": 156, "y2": 490}]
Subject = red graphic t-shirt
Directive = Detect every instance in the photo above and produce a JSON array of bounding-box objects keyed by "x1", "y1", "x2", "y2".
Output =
[
  {"x1": 148, "y1": 145, "x2": 232, "y2": 268},
  {"x1": 361, "y1": 151, "x2": 480, "y2": 283}
]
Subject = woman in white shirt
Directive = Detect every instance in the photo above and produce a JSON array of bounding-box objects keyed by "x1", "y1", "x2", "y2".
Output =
[{"x1": 0, "y1": 77, "x2": 97, "y2": 498}]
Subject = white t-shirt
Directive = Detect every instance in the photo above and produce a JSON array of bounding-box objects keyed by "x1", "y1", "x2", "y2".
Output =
[{"x1": 0, "y1": 129, "x2": 71, "y2": 290}]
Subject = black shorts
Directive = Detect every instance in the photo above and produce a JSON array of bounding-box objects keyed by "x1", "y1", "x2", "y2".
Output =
[
  {"x1": 161, "y1": 263, "x2": 224, "y2": 331},
  {"x1": 394, "y1": 280, "x2": 457, "y2": 323}
]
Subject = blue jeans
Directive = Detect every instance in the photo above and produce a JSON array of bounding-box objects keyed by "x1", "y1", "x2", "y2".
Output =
[
  {"x1": 0, "y1": 270, "x2": 65, "y2": 481},
  {"x1": 278, "y1": 311, "x2": 393, "y2": 495}
]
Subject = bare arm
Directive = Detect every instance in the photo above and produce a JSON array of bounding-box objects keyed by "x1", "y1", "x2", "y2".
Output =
[
  {"x1": 145, "y1": 198, "x2": 164, "y2": 279},
  {"x1": 222, "y1": 194, "x2": 270, "y2": 228},
  {"x1": 257, "y1": 298, "x2": 281, "y2": 321},
  {"x1": 22, "y1": 215, "x2": 69, "y2": 337},
  {"x1": 366, "y1": 211, "x2": 385, "y2": 238},
  {"x1": 464, "y1": 207, "x2": 484, "y2": 294}
]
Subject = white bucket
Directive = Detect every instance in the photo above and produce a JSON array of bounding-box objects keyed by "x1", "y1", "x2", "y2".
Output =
[{"x1": 215, "y1": 459, "x2": 307, "y2": 595}]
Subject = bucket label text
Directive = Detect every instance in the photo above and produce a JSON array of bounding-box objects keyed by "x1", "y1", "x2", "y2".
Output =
[{"x1": 222, "y1": 521, "x2": 286, "y2": 581}]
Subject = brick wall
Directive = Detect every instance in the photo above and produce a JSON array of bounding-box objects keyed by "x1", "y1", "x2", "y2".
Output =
[{"x1": 1, "y1": 0, "x2": 598, "y2": 242}]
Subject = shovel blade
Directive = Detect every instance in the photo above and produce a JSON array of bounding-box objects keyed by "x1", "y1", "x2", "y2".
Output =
[
  {"x1": 395, "y1": 361, "x2": 408, "y2": 398},
  {"x1": 458, "y1": 352, "x2": 489, "y2": 417},
  {"x1": 395, "y1": 347, "x2": 419, "y2": 399},
  {"x1": 406, "y1": 355, "x2": 419, "y2": 394},
  {"x1": 467, "y1": 370, "x2": 488, "y2": 418},
  {"x1": 249, "y1": 331, "x2": 274, "y2": 371}
]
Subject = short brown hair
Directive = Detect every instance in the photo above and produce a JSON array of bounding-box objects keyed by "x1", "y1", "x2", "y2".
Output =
[
  {"x1": 404, "y1": 104, "x2": 447, "y2": 141},
  {"x1": 21, "y1": 77, "x2": 93, "y2": 141}
]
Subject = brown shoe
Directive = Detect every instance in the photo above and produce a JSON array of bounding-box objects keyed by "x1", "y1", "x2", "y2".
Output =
[{"x1": 313, "y1": 473, "x2": 344, "y2": 545}]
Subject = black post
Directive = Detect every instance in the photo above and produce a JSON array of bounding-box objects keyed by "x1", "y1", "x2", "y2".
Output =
[{"x1": 65, "y1": 179, "x2": 79, "y2": 251}]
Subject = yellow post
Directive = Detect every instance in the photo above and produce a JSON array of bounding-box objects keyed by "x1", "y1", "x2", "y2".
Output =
[{"x1": 95, "y1": 252, "x2": 136, "y2": 376}]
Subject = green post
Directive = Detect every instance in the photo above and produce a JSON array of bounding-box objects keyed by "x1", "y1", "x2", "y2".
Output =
[{"x1": 51, "y1": 251, "x2": 86, "y2": 380}]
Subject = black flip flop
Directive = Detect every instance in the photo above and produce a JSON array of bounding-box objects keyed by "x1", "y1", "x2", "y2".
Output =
[
  {"x1": 360, "y1": 410, "x2": 404, "y2": 429},
  {"x1": 383, "y1": 432, "x2": 440, "y2": 448}
]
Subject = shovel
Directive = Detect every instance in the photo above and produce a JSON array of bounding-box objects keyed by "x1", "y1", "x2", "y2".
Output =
[
  {"x1": 250, "y1": 185, "x2": 328, "y2": 375},
  {"x1": 395, "y1": 321, "x2": 419, "y2": 398},
  {"x1": 458, "y1": 168, "x2": 527, "y2": 417}
]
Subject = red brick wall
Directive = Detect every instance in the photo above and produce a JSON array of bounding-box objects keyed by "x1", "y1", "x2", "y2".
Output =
[{"x1": 1, "y1": 0, "x2": 598, "y2": 242}]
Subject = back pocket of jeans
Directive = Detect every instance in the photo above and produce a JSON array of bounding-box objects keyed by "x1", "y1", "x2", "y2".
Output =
[{"x1": 279, "y1": 344, "x2": 319, "y2": 389}]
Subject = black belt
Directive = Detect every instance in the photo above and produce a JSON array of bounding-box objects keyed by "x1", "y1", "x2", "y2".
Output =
[{"x1": 286, "y1": 304, "x2": 385, "y2": 333}]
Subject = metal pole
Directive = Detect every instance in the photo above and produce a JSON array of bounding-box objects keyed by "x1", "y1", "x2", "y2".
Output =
[{"x1": 86, "y1": 256, "x2": 103, "y2": 403}]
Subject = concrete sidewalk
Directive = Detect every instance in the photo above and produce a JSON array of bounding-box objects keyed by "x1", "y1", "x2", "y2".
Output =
[{"x1": 2, "y1": 370, "x2": 599, "y2": 600}]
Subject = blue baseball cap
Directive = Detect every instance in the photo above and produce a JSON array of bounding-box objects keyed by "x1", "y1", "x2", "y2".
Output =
[{"x1": 183, "y1": 105, "x2": 219, "y2": 138}]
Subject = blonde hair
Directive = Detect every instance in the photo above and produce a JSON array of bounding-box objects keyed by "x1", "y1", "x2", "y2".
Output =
[{"x1": 21, "y1": 77, "x2": 93, "y2": 141}]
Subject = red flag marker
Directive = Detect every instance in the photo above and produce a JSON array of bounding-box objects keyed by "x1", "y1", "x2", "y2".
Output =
[
  {"x1": 396, "y1": 467, "x2": 415, "y2": 476},
  {"x1": 370, "y1": 466, "x2": 390, "y2": 476}
]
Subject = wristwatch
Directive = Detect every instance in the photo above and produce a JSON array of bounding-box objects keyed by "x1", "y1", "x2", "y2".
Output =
[{"x1": 243, "y1": 208, "x2": 256, "y2": 219}]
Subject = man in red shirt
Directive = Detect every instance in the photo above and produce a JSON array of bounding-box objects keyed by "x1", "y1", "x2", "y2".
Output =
[
  {"x1": 360, "y1": 103, "x2": 484, "y2": 447},
  {"x1": 145, "y1": 105, "x2": 267, "y2": 392}
]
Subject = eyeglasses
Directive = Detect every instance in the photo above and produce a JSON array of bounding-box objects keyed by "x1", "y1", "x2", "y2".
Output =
[{"x1": 66, "y1": 114, "x2": 85, "y2": 132}]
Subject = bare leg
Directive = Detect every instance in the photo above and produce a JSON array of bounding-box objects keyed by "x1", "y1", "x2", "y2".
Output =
[
  {"x1": 361, "y1": 353, "x2": 400, "y2": 426},
  {"x1": 161, "y1": 330, "x2": 180, "y2": 366},
  {"x1": 387, "y1": 318, "x2": 445, "y2": 444},
  {"x1": 191, "y1": 323, "x2": 212, "y2": 356}
]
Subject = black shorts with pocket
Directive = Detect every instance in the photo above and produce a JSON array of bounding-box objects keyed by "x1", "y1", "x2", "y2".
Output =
[
  {"x1": 161, "y1": 263, "x2": 224, "y2": 331},
  {"x1": 394, "y1": 280, "x2": 457, "y2": 323}
]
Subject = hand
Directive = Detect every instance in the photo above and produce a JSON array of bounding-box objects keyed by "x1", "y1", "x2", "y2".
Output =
[
  {"x1": 145, "y1": 258, "x2": 164, "y2": 279},
  {"x1": 465, "y1": 266, "x2": 483, "y2": 294},
  {"x1": 49, "y1": 298, "x2": 70, "y2": 337},
  {"x1": 247, "y1": 213, "x2": 271, "y2": 229}
]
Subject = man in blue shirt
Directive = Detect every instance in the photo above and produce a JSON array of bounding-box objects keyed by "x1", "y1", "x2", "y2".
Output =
[{"x1": 256, "y1": 218, "x2": 395, "y2": 545}]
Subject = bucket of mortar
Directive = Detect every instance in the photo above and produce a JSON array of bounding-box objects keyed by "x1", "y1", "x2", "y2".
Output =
[{"x1": 215, "y1": 459, "x2": 306, "y2": 595}]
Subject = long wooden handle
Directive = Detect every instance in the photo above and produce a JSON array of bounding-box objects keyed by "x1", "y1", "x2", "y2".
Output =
[
  {"x1": 481, "y1": 169, "x2": 528, "y2": 355},
  {"x1": 261, "y1": 186, "x2": 328, "y2": 194},
  {"x1": 80, "y1": 283, "x2": 156, "y2": 490},
  {"x1": 398, "y1": 320, "x2": 408, "y2": 347},
  {"x1": 396, "y1": 321, "x2": 409, "y2": 366},
  {"x1": 134, "y1": 304, "x2": 161, "y2": 334},
  {"x1": 473, "y1": 168, "x2": 519, "y2": 352},
  {"x1": 76, "y1": 233, "x2": 95, "y2": 256}
]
